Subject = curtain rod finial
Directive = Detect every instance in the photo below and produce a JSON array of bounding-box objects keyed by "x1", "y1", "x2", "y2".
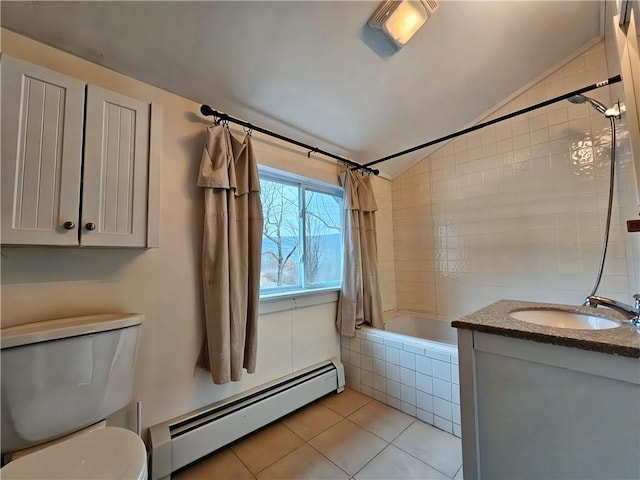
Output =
[{"x1": 201, "y1": 105, "x2": 216, "y2": 116}]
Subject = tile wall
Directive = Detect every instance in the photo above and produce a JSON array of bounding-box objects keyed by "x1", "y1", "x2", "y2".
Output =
[
  {"x1": 392, "y1": 41, "x2": 639, "y2": 320},
  {"x1": 341, "y1": 328, "x2": 461, "y2": 438}
]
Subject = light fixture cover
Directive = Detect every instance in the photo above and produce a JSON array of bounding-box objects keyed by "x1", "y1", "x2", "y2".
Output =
[{"x1": 367, "y1": 0, "x2": 439, "y2": 51}]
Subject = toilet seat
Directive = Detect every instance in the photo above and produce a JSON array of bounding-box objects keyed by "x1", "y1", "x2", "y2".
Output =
[{"x1": 1, "y1": 427, "x2": 147, "y2": 480}]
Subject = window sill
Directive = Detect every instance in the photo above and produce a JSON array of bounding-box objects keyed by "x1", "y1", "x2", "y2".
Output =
[{"x1": 259, "y1": 287, "x2": 340, "y2": 315}]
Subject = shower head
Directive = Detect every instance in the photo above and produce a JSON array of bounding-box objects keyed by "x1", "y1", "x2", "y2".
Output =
[{"x1": 567, "y1": 95, "x2": 608, "y2": 115}]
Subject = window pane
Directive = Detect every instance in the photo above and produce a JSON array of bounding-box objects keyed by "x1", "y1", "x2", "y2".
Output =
[
  {"x1": 304, "y1": 189, "x2": 342, "y2": 286},
  {"x1": 260, "y1": 178, "x2": 300, "y2": 290}
]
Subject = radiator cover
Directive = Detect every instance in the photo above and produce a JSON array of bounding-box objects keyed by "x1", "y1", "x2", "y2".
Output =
[{"x1": 149, "y1": 359, "x2": 344, "y2": 480}]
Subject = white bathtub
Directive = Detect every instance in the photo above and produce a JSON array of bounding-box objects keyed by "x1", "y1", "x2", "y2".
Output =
[
  {"x1": 341, "y1": 313, "x2": 461, "y2": 437},
  {"x1": 384, "y1": 315, "x2": 457, "y2": 346}
]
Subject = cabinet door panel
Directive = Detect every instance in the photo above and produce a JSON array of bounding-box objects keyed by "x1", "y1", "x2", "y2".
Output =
[
  {"x1": 1, "y1": 56, "x2": 84, "y2": 245},
  {"x1": 82, "y1": 85, "x2": 150, "y2": 247}
]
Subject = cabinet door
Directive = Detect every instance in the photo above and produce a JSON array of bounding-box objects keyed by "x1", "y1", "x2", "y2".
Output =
[
  {"x1": 81, "y1": 85, "x2": 150, "y2": 247},
  {"x1": 1, "y1": 55, "x2": 85, "y2": 245}
]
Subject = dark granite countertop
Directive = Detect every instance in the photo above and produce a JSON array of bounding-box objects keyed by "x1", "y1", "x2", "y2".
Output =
[{"x1": 451, "y1": 299, "x2": 640, "y2": 358}]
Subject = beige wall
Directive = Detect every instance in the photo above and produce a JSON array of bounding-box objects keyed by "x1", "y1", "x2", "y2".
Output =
[
  {"x1": 392, "y1": 40, "x2": 639, "y2": 320},
  {"x1": 0, "y1": 29, "x2": 395, "y2": 437}
]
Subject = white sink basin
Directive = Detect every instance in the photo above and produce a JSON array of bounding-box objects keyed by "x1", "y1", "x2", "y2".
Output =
[{"x1": 510, "y1": 309, "x2": 620, "y2": 330}]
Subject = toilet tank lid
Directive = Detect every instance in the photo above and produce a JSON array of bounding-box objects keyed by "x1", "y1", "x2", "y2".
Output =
[{"x1": 1, "y1": 313, "x2": 143, "y2": 349}]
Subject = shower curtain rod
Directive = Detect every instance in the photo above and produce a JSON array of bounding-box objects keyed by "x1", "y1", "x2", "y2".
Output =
[
  {"x1": 362, "y1": 74, "x2": 623, "y2": 169},
  {"x1": 199, "y1": 105, "x2": 380, "y2": 175},
  {"x1": 202, "y1": 75, "x2": 621, "y2": 175}
]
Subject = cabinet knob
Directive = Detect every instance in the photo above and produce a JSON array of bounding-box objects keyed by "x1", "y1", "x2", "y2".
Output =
[
  {"x1": 63, "y1": 221, "x2": 76, "y2": 230},
  {"x1": 85, "y1": 222, "x2": 97, "y2": 231}
]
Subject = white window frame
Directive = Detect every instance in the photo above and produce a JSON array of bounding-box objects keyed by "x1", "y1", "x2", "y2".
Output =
[{"x1": 258, "y1": 165, "x2": 343, "y2": 301}]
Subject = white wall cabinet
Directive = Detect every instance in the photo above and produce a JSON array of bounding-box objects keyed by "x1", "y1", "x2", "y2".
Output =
[{"x1": 1, "y1": 55, "x2": 160, "y2": 247}]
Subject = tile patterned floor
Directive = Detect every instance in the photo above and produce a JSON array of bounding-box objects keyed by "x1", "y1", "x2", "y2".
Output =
[{"x1": 173, "y1": 388, "x2": 463, "y2": 480}]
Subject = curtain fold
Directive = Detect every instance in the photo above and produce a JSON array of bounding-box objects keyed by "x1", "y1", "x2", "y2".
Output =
[
  {"x1": 336, "y1": 169, "x2": 383, "y2": 337},
  {"x1": 197, "y1": 124, "x2": 263, "y2": 384}
]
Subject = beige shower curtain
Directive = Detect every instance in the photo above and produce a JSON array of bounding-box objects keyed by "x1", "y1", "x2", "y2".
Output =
[
  {"x1": 336, "y1": 169, "x2": 383, "y2": 337},
  {"x1": 197, "y1": 124, "x2": 263, "y2": 384}
]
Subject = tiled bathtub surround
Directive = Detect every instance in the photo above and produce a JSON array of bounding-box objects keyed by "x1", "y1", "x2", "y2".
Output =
[
  {"x1": 341, "y1": 327, "x2": 461, "y2": 438},
  {"x1": 392, "y1": 41, "x2": 639, "y2": 320}
]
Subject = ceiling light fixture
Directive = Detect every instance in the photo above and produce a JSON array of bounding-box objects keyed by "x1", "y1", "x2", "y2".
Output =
[{"x1": 367, "y1": 0, "x2": 439, "y2": 52}]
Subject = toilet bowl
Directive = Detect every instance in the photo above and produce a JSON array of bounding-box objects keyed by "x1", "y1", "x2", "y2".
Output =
[{"x1": 1, "y1": 427, "x2": 147, "y2": 480}]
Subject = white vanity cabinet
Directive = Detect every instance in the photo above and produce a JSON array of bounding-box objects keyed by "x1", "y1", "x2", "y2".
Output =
[
  {"x1": 456, "y1": 329, "x2": 640, "y2": 480},
  {"x1": 1, "y1": 55, "x2": 160, "y2": 247}
]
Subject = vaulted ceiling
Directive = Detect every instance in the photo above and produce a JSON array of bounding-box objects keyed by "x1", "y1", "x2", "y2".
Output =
[{"x1": 1, "y1": 1, "x2": 603, "y2": 177}]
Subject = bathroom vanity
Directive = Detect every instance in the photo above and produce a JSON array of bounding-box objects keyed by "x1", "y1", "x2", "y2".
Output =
[{"x1": 452, "y1": 300, "x2": 640, "y2": 480}]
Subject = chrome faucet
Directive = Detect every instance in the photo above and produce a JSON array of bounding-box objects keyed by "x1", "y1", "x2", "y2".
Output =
[{"x1": 585, "y1": 294, "x2": 640, "y2": 327}]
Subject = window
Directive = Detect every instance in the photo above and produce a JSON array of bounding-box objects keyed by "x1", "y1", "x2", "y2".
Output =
[{"x1": 259, "y1": 168, "x2": 343, "y2": 296}]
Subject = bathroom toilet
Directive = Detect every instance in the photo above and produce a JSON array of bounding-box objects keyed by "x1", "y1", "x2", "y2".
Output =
[{"x1": 0, "y1": 313, "x2": 148, "y2": 479}]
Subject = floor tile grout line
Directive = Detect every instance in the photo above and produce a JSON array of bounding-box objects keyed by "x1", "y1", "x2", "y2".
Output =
[
  {"x1": 247, "y1": 401, "x2": 359, "y2": 480},
  {"x1": 282, "y1": 415, "x2": 344, "y2": 443},
  {"x1": 228, "y1": 447, "x2": 257, "y2": 480},
  {"x1": 388, "y1": 421, "x2": 463, "y2": 479},
  {"x1": 248, "y1": 420, "x2": 306, "y2": 477},
  {"x1": 274, "y1": 392, "x2": 377, "y2": 478},
  {"x1": 316, "y1": 396, "x2": 415, "y2": 479},
  {"x1": 322, "y1": 392, "x2": 464, "y2": 477},
  {"x1": 350, "y1": 441, "x2": 394, "y2": 479},
  {"x1": 332, "y1": 415, "x2": 403, "y2": 448},
  {"x1": 257, "y1": 441, "x2": 352, "y2": 479},
  {"x1": 303, "y1": 414, "x2": 390, "y2": 478},
  {"x1": 393, "y1": 435, "x2": 462, "y2": 478},
  {"x1": 321, "y1": 398, "x2": 373, "y2": 418},
  {"x1": 344, "y1": 413, "x2": 415, "y2": 446},
  {"x1": 346, "y1": 393, "x2": 373, "y2": 414},
  {"x1": 279, "y1": 418, "x2": 308, "y2": 441},
  {"x1": 351, "y1": 440, "x2": 457, "y2": 480},
  {"x1": 384, "y1": 417, "x2": 418, "y2": 443},
  {"x1": 305, "y1": 439, "x2": 353, "y2": 478},
  {"x1": 389, "y1": 437, "x2": 462, "y2": 480},
  {"x1": 177, "y1": 388, "x2": 461, "y2": 480},
  {"x1": 360, "y1": 437, "x2": 462, "y2": 480}
]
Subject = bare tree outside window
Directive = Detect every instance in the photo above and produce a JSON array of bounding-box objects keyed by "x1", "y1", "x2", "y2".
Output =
[
  {"x1": 259, "y1": 171, "x2": 343, "y2": 294},
  {"x1": 260, "y1": 179, "x2": 299, "y2": 288},
  {"x1": 304, "y1": 190, "x2": 342, "y2": 286}
]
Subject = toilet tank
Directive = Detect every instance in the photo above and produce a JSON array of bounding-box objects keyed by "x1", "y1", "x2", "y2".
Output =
[{"x1": 0, "y1": 313, "x2": 143, "y2": 454}]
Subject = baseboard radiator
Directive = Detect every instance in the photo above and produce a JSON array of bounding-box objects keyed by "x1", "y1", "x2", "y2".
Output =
[{"x1": 148, "y1": 359, "x2": 345, "y2": 480}]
